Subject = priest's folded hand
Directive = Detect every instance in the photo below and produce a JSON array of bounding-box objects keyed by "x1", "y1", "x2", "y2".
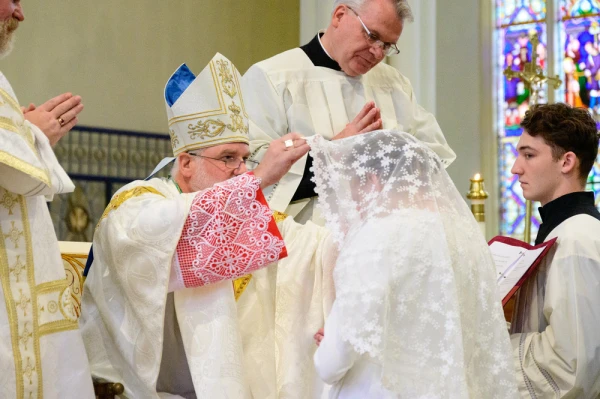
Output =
[
  {"x1": 22, "y1": 92, "x2": 84, "y2": 146},
  {"x1": 253, "y1": 132, "x2": 310, "y2": 188},
  {"x1": 332, "y1": 101, "x2": 382, "y2": 141}
]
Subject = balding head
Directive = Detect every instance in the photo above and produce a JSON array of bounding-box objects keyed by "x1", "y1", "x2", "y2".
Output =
[
  {"x1": 322, "y1": 0, "x2": 409, "y2": 76},
  {"x1": 332, "y1": 0, "x2": 413, "y2": 22}
]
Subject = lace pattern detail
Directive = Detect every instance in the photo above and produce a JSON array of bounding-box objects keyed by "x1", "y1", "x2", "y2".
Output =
[
  {"x1": 176, "y1": 173, "x2": 286, "y2": 288},
  {"x1": 309, "y1": 131, "x2": 518, "y2": 397}
]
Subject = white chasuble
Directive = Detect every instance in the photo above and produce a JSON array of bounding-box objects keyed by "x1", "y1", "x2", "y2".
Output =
[
  {"x1": 0, "y1": 72, "x2": 94, "y2": 398},
  {"x1": 237, "y1": 216, "x2": 336, "y2": 399},
  {"x1": 242, "y1": 48, "x2": 456, "y2": 219},
  {"x1": 510, "y1": 215, "x2": 600, "y2": 398},
  {"x1": 80, "y1": 173, "x2": 287, "y2": 399}
]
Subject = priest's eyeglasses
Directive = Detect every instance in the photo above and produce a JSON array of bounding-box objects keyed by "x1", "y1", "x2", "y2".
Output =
[
  {"x1": 188, "y1": 152, "x2": 259, "y2": 170},
  {"x1": 347, "y1": 6, "x2": 400, "y2": 56}
]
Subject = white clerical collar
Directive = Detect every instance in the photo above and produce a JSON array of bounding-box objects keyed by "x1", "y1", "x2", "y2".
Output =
[{"x1": 317, "y1": 30, "x2": 334, "y2": 60}]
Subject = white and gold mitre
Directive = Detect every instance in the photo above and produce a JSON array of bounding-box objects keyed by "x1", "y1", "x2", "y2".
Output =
[{"x1": 164, "y1": 53, "x2": 249, "y2": 156}]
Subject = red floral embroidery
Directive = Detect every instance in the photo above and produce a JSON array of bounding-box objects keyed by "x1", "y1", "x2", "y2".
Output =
[{"x1": 176, "y1": 173, "x2": 286, "y2": 288}]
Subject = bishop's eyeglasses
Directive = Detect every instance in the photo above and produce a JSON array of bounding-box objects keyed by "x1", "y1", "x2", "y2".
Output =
[
  {"x1": 346, "y1": 6, "x2": 401, "y2": 56},
  {"x1": 188, "y1": 152, "x2": 259, "y2": 170}
]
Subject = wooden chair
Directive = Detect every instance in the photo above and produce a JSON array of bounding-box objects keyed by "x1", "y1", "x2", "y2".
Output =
[{"x1": 58, "y1": 242, "x2": 126, "y2": 399}]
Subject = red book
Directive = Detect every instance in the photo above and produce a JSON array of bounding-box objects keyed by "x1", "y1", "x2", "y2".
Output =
[{"x1": 488, "y1": 236, "x2": 558, "y2": 307}]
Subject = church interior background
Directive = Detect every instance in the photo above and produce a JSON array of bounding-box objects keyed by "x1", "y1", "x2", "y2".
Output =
[
  {"x1": 497, "y1": 0, "x2": 600, "y2": 239},
  {"x1": 1, "y1": 0, "x2": 599, "y2": 242}
]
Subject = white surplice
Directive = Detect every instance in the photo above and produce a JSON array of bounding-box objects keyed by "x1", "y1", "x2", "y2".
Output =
[
  {"x1": 242, "y1": 47, "x2": 456, "y2": 220},
  {"x1": 0, "y1": 72, "x2": 95, "y2": 399},
  {"x1": 510, "y1": 214, "x2": 600, "y2": 398},
  {"x1": 79, "y1": 174, "x2": 287, "y2": 399},
  {"x1": 237, "y1": 216, "x2": 337, "y2": 399}
]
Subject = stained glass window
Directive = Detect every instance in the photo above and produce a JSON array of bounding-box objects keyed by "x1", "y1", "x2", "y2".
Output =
[
  {"x1": 559, "y1": 0, "x2": 600, "y2": 211},
  {"x1": 496, "y1": 1, "x2": 547, "y2": 237},
  {"x1": 495, "y1": 0, "x2": 600, "y2": 240},
  {"x1": 561, "y1": 0, "x2": 600, "y2": 17},
  {"x1": 497, "y1": 0, "x2": 546, "y2": 26}
]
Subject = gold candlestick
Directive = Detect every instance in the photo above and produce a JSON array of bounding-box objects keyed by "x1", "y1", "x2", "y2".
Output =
[
  {"x1": 467, "y1": 173, "x2": 489, "y2": 235},
  {"x1": 523, "y1": 199, "x2": 533, "y2": 244}
]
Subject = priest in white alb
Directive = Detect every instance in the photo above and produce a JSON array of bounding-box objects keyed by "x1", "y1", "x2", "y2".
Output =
[
  {"x1": 0, "y1": 1, "x2": 94, "y2": 397},
  {"x1": 242, "y1": 0, "x2": 456, "y2": 223},
  {"x1": 79, "y1": 53, "x2": 336, "y2": 399}
]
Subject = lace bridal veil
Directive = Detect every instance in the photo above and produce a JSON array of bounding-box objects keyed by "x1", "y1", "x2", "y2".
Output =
[{"x1": 309, "y1": 130, "x2": 517, "y2": 397}]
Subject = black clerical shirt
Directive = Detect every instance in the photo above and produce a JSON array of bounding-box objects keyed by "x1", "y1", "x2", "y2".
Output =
[
  {"x1": 535, "y1": 191, "x2": 600, "y2": 245},
  {"x1": 290, "y1": 33, "x2": 342, "y2": 203}
]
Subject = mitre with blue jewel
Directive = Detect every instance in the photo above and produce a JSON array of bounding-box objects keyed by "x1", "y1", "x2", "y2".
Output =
[{"x1": 164, "y1": 53, "x2": 249, "y2": 156}]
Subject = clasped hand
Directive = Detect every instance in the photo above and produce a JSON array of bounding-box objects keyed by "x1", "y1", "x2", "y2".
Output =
[
  {"x1": 21, "y1": 93, "x2": 84, "y2": 146},
  {"x1": 332, "y1": 101, "x2": 382, "y2": 141}
]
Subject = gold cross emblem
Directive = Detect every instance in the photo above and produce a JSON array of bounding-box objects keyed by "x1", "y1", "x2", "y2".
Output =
[
  {"x1": 19, "y1": 322, "x2": 33, "y2": 351},
  {"x1": 9, "y1": 255, "x2": 26, "y2": 282},
  {"x1": 15, "y1": 289, "x2": 31, "y2": 316},
  {"x1": 4, "y1": 221, "x2": 24, "y2": 248},
  {"x1": 22, "y1": 357, "x2": 36, "y2": 385},
  {"x1": 0, "y1": 191, "x2": 18, "y2": 215}
]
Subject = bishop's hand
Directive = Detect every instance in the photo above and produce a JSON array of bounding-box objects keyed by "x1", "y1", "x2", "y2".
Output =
[
  {"x1": 253, "y1": 132, "x2": 310, "y2": 189},
  {"x1": 332, "y1": 101, "x2": 382, "y2": 141}
]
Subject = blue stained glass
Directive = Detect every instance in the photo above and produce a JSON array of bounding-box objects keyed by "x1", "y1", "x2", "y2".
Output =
[
  {"x1": 562, "y1": 0, "x2": 600, "y2": 18},
  {"x1": 498, "y1": 137, "x2": 541, "y2": 238},
  {"x1": 497, "y1": 0, "x2": 546, "y2": 26},
  {"x1": 499, "y1": 25, "x2": 548, "y2": 139},
  {"x1": 496, "y1": 0, "x2": 600, "y2": 240},
  {"x1": 561, "y1": 16, "x2": 600, "y2": 128}
]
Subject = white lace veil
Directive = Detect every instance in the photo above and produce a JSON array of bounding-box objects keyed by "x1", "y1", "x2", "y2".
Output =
[{"x1": 309, "y1": 130, "x2": 517, "y2": 397}]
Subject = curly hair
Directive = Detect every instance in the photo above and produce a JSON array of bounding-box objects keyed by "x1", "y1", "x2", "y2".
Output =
[{"x1": 520, "y1": 103, "x2": 599, "y2": 181}]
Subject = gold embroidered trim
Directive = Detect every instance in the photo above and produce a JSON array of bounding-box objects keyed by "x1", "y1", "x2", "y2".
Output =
[
  {"x1": 272, "y1": 211, "x2": 288, "y2": 223},
  {"x1": 60, "y1": 254, "x2": 85, "y2": 318},
  {"x1": 0, "y1": 87, "x2": 22, "y2": 114},
  {"x1": 0, "y1": 150, "x2": 51, "y2": 187},
  {"x1": 0, "y1": 207, "x2": 25, "y2": 397},
  {"x1": 38, "y1": 319, "x2": 78, "y2": 337},
  {"x1": 98, "y1": 186, "x2": 165, "y2": 226},
  {"x1": 168, "y1": 57, "x2": 249, "y2": 156},
  {"x1": 188, "y1": 119, "x2": 226, "y2": 140},
  {"x1": 0, "y1": 119, "x2": 37, "y2": 154},
  {"x1": 173, "y1": 136, "x2": 250, "y2": 156},
  {"x1": 60, "y1": 253, "x2": 89, "y2": 259},
  {"x1": 20, "y1": 195, "x2": 43, "y2": 399},
  {"x1": 217, "y1": 59, "x2": 237, "y2": 99},
  {"x1": 1, "y1": 190, "x2": 19, "y2": 215},
  {"x1": 169, "y1": 129, "x2": 180, "y2": 149},
  {"x1": 232, "y1": 64, "x2": 248, "y2": 118},
  {"x1": 0, "y1": 191, "x2": 43, "y2": 397},
  {"x1": 167, "y1": 61, "x2": 226, "y2": 126},
  {"x1": 0, "y1": 116, "x2": 18, "y2": 132},
  {"x1": 233, "y1": 275, "x2": 252, "y2": 301},
  {"x1": 167, "y1": 107, "x2": 226, "y2": 126},
  {"x1": 0, "y1": 88, "x2": 36, "y2": 152},
  {"x1": 36, "y1": 280, "x2": 67, "y2": 296},
  {"x1": 227, "y1": 102, "x2": 248, "y2": 134}
]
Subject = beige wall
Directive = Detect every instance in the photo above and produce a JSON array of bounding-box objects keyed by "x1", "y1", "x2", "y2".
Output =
[
  {"x1": 435, "y1": 1, "x2": 498, "y2": 237},
  {"x1": 0, "y1": 0, "x2": 299, "y2": 133}
]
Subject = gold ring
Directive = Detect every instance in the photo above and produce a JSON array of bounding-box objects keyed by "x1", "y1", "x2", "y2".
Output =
[
  {"x1": 284, "y1": 139, "x2": 294, "y2": 149},
  {"x1": 57, "y1": 117, "x2": 65, "y2": 127}
]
